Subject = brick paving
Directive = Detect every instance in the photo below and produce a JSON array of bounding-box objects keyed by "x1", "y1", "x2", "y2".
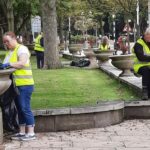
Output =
[{"x1": 3, "y1": 119, "x2": 150, "y2": 150}]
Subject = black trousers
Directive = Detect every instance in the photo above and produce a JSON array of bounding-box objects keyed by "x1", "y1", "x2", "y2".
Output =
[
  {"x1": 35, "y1": 51, "x2": 44, "y2": 69},
  {"x1": 138, "y1": 66, "x2": 150, "y2": 96}
]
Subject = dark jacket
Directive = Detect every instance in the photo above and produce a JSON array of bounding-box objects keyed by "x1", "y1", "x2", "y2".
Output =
[{"x1": 134, "y1": 37, "x2": 150, "y2": 62}]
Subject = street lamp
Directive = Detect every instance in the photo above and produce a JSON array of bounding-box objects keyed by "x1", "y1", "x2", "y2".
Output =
[
  {"x1": 112, "y1": 14, "x2": 116, "y2": 49},
  {"x1": 136, "y1": 0, "x2": 140, "y2": 39},
  {"x1": 68, "y1": 17, "x2": 71, "y2": 44},
  {"x1": 112, "y1": 14, "x2": 116, "y2": 40}
]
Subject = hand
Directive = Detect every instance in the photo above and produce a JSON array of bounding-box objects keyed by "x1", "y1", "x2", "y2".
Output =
[{"x1": 0, "y1": 63, "x2": 11, "y2": 69}]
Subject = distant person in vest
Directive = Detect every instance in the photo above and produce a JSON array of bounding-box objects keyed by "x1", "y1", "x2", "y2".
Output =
[
  {"x1": 133, "y1": 27, "x2": 150, "y2": 100},
  {"x1": 99, "y1": 36, "x2": 110, "y2": 51},
  {"x1": 34, "y1": 32, "x2": 44, "y2": 69},
  {"x1": 1, "y1": 31, "x2": 35, "y2": 141}
]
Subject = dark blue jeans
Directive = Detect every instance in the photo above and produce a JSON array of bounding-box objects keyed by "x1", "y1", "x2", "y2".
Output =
[
  {"x1": 36, "y1": 51, "x2": 44, "y2": 69},
  {"x1": 15, "y1": 85, "x2": 35, "y2": 126}
]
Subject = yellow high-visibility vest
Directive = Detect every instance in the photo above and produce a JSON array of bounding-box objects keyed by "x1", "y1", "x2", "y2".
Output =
[
  {"x1": 5, "y1": 44, "x2": 34, "y2": 86},
  {"x1": 133, "y1": 38, "x2": 150, "y2": 73},
  {"x1": 34, "y1": 34, "x2": 44, "y2": 52},
  {"x1": 99, "y1": 44, "x2": 109, "y2": 51}
]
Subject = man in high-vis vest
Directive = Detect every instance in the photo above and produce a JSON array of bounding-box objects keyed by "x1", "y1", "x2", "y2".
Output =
[
  {"x1": 1, "y1": 31, "x2": 35, "y2": 141},
  {"x1": 133, "y1": 27, "x2": 150, "y2": 100},
  {"x1": 34, "y1": 32, "x2": 44, "y2": 69}
]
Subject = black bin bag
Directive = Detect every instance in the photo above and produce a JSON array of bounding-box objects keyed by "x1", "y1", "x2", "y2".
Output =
[
  {"x1": 70, "y1": 59, "x2": 90, "y2": 67},
  {"x1": 0, "y1": 82, "x2": 19, "y2": 132}
]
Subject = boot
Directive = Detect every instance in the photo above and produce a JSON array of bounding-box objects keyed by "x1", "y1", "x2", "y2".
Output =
[{"x1": 142, "y1": 86, "x2": 149, "y2": 100}]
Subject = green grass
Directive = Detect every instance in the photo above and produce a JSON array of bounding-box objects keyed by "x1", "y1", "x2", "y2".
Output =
[{"x1": 31, "y1": 56, "x2": 139, "y2": 109}]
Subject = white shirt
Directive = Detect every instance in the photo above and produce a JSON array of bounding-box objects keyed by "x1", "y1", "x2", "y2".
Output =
[{"x1": 3, "y1": 45, "x2": 30, "y2": 64}]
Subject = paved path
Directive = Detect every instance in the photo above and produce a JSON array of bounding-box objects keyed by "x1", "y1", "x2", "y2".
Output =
[{"x1": 3, "y1": 119, "x2": 150, "y2": 150}]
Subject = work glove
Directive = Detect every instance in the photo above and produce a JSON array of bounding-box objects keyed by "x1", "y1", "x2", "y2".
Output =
[{"x1": 0, "y1": 63, "x2": 11, "y2": 69}]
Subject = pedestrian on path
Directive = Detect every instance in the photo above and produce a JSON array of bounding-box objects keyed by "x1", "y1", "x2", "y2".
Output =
[
  {"x1": 133, "y1": 27, "x2": 150, "y2": 100},
  {"x1": 2, "y1": 31, "x2": 35, "y2": 141}
]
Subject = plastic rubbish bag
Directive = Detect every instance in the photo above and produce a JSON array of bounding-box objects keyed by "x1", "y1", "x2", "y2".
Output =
[
  {"x1": 70, "y1": 59, "x2": 90, "y2": 67},
  {"x1": 0, "y1": 83, "x2": 19, "y2": 132}
]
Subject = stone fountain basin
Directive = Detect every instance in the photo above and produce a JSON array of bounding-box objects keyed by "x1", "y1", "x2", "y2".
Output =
[
  {"x1": 0, "y1": 68, "x2": 16, "y2": 95},
  {"x1": 109, "y1": 54, "x2": 134, "y2": 70},
  {"x1": 95, "y1": 50, "x2": 115, "y2": 62},
  {"x1": 84, "y1": 49, "x2": 95, "y2": 58}
]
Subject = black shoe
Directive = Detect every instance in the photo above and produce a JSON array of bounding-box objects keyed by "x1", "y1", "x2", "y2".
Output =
[
  {"x1": 11, "y1": 133, "x2": 25, "y2": 140},
  {"x1": 142, "y1": 87, "x2": 149, "y2": 100}
]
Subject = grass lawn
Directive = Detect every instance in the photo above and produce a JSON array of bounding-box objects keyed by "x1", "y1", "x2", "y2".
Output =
[{"x1": 31, "y1": 56, "x2": 139, "y2": 109}]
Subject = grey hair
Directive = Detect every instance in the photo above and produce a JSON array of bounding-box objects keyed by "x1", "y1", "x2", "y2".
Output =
[
  {"x1": 144, "y1": 27, "x2": 150, "y2": 35},
  {"x1": 101, "y1": 36, "x2": 109, "y2": 44}
]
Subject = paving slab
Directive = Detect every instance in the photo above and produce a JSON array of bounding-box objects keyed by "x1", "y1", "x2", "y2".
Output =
[{"x1": 3, "y1": 119, "x2": 150, "y2": 150}]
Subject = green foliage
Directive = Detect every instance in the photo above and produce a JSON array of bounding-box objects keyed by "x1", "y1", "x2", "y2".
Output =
[
  {"x1": 14, "y1": 0, "x2": 40, "y2": 33},
  {"x1": 71, "y1": 35, "x2": 84, "y2": 43}
]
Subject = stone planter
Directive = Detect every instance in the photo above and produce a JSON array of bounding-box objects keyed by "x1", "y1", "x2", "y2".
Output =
[
  {"x1": 0, "y1": 68, "x2": 16, "y2": 95},
  {"x1": 0, "y1": 68, "x2": 15, "y2": 144},
  {"x1": 94, "y1": 50, "x2": 115, "y2": 65},
  {"x1": 84, "y1": 49, "x2": 98, "y2": 68},
  {"x1": 109, "y1": 54, "x2": 134, "y2": 77},
  {"x1": 68, "y1": 44, "x2": 83, "y2": 55}
]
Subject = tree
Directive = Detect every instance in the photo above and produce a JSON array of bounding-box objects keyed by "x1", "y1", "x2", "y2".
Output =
[
  {"x1": 41, "y1": 0, "x2": 62, "y2": 69},
  {"x1": 13, "y1": 0, "x2": 40, "y2": 34},
  {"x1": 0, "y1": 0, "x2": 14, "y2": 31}
]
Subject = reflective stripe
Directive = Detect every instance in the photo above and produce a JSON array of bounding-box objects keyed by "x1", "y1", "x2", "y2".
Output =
[{"x1": 14, "y1": 75, "x2": 33, "y2": 79}]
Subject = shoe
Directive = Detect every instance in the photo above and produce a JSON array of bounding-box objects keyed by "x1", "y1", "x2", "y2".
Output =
[
  {"x1": 20, "y1": 134, "x2": 36, "y2": 141},
  {"x1": 142, "y1": 86, "x2": 149, "y2": 100},
  {"x1": 11, "y1": 133, "x2": 25, "y2": 140}
]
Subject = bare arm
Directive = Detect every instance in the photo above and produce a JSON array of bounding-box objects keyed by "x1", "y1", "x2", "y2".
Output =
[{"x1": 10, "y1": 53, "x2": 29, "y2": 69}]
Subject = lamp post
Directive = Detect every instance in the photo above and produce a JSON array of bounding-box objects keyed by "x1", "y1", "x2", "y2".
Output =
[
  {"x1": 136, "y1": 0, "x2": 140, "y2": 39},
  {"x1": 112, "y1": 14, "x2": 116, "y2": 49},
  {"x1": 68, "y1": 17, "x2": 71, "y2": 44},
  {"x1": 112, "y1": 14, "x2": 116, "y2": 41},
  {"x1": 127, "y1": 19, "x2": 131, "y2": 54},
  {"x1": 95, "y1": 24, "x2": 98, "y2": 48}
]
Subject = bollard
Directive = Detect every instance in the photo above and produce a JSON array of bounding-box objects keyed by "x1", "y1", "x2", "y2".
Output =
[{"x1": 0, "y1": 108, "x2": 3, "y2": 144}]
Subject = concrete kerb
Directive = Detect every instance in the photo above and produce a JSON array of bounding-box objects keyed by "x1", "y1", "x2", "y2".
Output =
[
  {"x1": 31, "y1": 63, "x2": 150, "y2": 132},
  {"x1": 33, "y1": 100, "x2": 150, "y2": 132},
  {"x1": 33, "y1": 101, "x2": 124, "y2": 132}
]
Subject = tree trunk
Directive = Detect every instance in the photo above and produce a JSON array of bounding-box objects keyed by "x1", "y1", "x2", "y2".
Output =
[
  {"x1": 0, "y1": 0, "x2": 14, "y2": 31},
  {"x1": 41, "y1": 0, "x2": 62, "y2": 69},
  {"x1": 7, "y1": 0, "x2": 14, "y2": 31}
]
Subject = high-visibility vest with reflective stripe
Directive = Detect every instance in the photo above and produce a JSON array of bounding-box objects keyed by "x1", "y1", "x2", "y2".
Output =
[
  {"x1": 5, "y1": 44, "x2": 34, "y2": 86},
  {"x1": 99, "y1": 44, "x2": 109, "y2": 51},
  {"x1": 133, "y1": 38, "x2": 150, "y2": 73},
  {"x1": 34, "y1": 34, "x2": 44, "y2": 52}
]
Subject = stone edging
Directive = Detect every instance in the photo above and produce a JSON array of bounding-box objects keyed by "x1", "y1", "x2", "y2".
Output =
[
  {"x1": 33, "y1": 101, "x2": 124, "y2": 132},
  {"x1": 32, "y1": 100, "x2": 150, "y2": 132},
  {"x1": 33, "y1": 101, "x2": 124, "y2": 116}
]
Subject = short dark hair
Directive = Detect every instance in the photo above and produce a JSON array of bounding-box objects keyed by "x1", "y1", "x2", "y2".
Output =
[{"x1": 4, "y1": 31, "x2": 17, "y2": 39}]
